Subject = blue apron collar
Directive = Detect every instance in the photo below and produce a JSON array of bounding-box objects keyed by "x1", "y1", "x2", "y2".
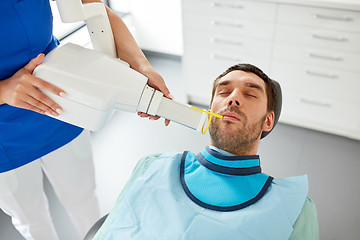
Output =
[
  {"x1": 197, "y1": 146, "x2": 262, "y2": 176},
  {"x1": 181, "y1": 146, "x2": 273, "y2": 212}
]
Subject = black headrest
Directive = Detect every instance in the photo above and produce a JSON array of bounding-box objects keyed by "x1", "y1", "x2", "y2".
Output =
[{"x1": 260, "y1": 80, "x2": 282, "y2": 139}]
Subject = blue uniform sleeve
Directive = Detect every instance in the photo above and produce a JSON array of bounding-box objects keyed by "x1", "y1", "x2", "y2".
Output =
[{"x1": 289, "y1": 196, "x2": 319, "y2": 240}]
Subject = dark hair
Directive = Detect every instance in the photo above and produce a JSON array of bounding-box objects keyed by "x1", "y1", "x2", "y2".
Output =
[{"x1": 210, "y1": 63, "x2": 277, "y2": 112}]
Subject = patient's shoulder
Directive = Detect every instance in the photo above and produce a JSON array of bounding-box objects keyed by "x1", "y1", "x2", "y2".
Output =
[
  {"x1": 134, "y1": 152, "x2": 182, "y2": 174},
  {"x1": 289, "y1": 196, "x2": 319, "y2": 240}
]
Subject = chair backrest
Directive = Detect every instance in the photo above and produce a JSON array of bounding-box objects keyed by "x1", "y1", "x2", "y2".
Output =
[{"x1": 260, "y1": 79, "x2": 282, "y2": 139}]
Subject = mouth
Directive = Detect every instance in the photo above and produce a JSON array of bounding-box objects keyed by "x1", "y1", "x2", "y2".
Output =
[{"x1": 222, "y1": 111, "x2": 241, "y2": 122}]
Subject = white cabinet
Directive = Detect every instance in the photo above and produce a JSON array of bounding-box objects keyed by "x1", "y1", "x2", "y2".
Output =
[
  {"x1": 271, "y1": 3, "x2": 360, "y2": 139},
  {"x1": 182, "y1": 0, "x2": 276, "y2": 105},
  {"x1": 182, "y1": 0, "x2": 360, "y2": 140}
]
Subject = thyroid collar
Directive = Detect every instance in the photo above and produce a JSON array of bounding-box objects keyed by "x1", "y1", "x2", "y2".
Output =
[{"x1": 180, "y1": 146, "x2": 273, "y2": 212}]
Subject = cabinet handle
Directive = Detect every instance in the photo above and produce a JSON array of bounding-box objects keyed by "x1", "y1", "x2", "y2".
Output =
[
  {"x1": 210, "y1": 37, "x2": 242, "y2": 46},
  {"x1": 311, "y1": 34, "x2": 348, "y2": 42},
  {"x1": 308, "y1": 52, "x2": 343, "y2": 62},
  {"x1": 210, "y1": 2, "x2": 244, "y2": 9},
  {"x1": 305, "y1": 70, "x2": 339, "y2": 79},
  {"x1": 211, "y1": 20, "x2": 243, "y2": 28},
  {"x1": 312, "y1": 13, "x2": 354, "y2": 22},
  {"x1": 211, "y1": 54, "x2": 242, "y2": 62},
  {"x1": 300, "y1": 97, "x2": 332, "y2": 108}
]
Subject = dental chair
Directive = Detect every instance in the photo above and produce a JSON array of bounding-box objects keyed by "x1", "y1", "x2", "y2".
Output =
[
  {"x1": 83, "y1": 214, "x2": 108, "y2": 240},
  {"x1": 82, "y1": 80, "x2": 283, "y2": 240}
]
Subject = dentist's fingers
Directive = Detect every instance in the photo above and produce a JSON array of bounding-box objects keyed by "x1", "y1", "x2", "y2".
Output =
[
  {"x1": 0, "y1": 54, "x2": 66, "y2": 115},
  {"x1": 135, "y1": 65, "x2": 173, "y2": 126},
  {"x1": 25, "y1": 82, "x2": 64, "y2": 115},
  {"x1": 137, "y1": 112, "x2": 170, "y2": 126},
  {"x1": 136, "y1": 63, "x2": 173, "y2": 100},
  {"x1": 137, "y1": 112, "x2": 160, "y2": 120}
]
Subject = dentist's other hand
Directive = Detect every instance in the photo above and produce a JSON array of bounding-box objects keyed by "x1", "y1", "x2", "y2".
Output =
[
  {"x1": 0, "y1": 54, "x2": 65, "y2": 116},
  {"x1": 136, "y1": 63, "x2": 173, "y2": 126}
]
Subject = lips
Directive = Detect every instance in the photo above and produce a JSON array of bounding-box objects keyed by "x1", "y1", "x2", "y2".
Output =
[{"x1": 222, "y1": 111, "x2": 241, "y2": 121}]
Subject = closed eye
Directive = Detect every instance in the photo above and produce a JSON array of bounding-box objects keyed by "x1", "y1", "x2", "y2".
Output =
[
  {"x1": 245, "y1": 93, "x2": 257, "y2": 98},
  {"x1": 218, "y1": 91, "x2": 231, "y2": 96}
]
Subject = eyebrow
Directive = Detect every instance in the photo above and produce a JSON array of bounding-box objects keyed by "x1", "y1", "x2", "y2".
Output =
[
  {"x1": 216, "y1": 80, "x2": 231, "y2": 88},
  {"x1": 216, "y1": 80, "x2": 265, "y2": 93},
  {"x1": 244, "y1": 82, "x2": 265, "y2": 93}
]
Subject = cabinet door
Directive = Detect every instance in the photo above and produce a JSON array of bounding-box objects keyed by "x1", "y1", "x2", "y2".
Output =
[
  {"x1": 184, "y1": 28, "x2": 273, "y2": 57},
  {"x1": 183, "y1": 12, "x2": 276, "y2": 40},
  {"x1": 281, "y1": 91, "x2": 360, "y2": 137},
  {"x1": 273, "y1": 42, "x2": 360, "y2": 71},
  {"x1": 275, "y1": 24, "x2": 360, "y2": 53},
  {"x1": 271, "y1": 60, "x2": 360, "y2": 103},
  {"x1": 277, "y1": 4, "x2": 360, "y2": 32},
  {"x1": 182, "y1": 0, "x2": 277, "y2": 21}
]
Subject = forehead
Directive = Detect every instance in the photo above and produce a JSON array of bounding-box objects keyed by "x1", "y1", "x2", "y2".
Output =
[{"x1": 217, "y1": 70, "x2": 266, "y2": 89}]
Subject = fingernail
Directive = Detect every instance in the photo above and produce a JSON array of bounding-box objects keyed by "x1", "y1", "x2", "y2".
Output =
[
  {"x1": 45, "y1": 112, "x2": 51, "y2": 116},
  {"x1": 56, "y1": 108, "x2": 63, "y2": 114},
  {"x1": 169, "y1": 94, "x2": 174, "y2": 100},
  {"x1": 52, "y1": 111, "x2": 59, "y2": 117},
  {"x1": 59, "y1": 92, "x2": 66, "y2": 97}
]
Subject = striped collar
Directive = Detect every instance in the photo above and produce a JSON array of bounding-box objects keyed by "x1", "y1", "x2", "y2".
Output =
[{"x1": 196, "y1": 146, "x2": 262, "y2": 176}]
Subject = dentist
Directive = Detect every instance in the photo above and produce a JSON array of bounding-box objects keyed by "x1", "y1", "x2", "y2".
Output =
[{"x1": 0, "y1": 0, "x2": 171, "y2": 239}]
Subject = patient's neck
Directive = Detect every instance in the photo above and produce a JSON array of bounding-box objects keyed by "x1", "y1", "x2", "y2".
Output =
[{"x1": 209, "y1": 140, "x2": 259, "y2": 156}]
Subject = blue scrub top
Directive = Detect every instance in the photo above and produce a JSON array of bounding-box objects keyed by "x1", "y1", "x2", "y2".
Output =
[{"x1": 0, "y1": 0, "x2": 83, "y2": 173}]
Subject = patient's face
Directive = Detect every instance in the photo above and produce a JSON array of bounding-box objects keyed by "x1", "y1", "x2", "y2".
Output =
[{"x1": 209, "y1": 70, "x2": 270, "y2": 154}]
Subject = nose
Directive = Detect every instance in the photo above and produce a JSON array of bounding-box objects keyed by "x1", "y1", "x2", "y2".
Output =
[
  {"x1": 226, "y1": 89, "x2": 242, "y2": 108},
  {"x1": 228, "y1": 99, "x2": 240, "y2": 107}
]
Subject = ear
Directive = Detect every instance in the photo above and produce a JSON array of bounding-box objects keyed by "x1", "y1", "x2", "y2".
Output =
[
  {"x1": 208, "y1": 107, "x2": 212, "y2": 119},
  {"x1": 262, "y1": 111, "x2": 274, "y2": 132}
]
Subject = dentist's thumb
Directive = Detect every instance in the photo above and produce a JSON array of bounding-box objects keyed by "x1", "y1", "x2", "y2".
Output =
[{"x1": 24, "y1": 53, "x2": 45, "y2": 74}]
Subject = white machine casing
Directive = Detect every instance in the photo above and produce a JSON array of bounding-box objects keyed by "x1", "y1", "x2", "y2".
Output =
[{"x1": 34, "y1": 43, "x2": 207, "y2": 132}]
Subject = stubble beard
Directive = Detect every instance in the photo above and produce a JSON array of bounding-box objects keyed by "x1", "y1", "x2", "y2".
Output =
[{"x1": 209, "y1": 107, "x2": 266, "y2": 155}]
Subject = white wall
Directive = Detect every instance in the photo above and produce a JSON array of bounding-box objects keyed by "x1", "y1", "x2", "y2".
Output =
[{"x1": 110, "y1": 0, "x2": 183, "y2": 55}]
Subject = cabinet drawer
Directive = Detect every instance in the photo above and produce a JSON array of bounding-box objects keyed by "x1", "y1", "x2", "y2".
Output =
[
  {"x1": 278, "y1": 4, "x2": 360, "y2": 32},
  {"x1": 271, "y1": 61, "x2": 360, "y2": 103},
  {"x1": 182, "y1": 0, "x2": 276, "y2": 22},
  {"x1": 273, "y1": 43, "x2": 360, "y2": 72},
  {"x1": 183, "y1": 12, "x2": 275, "y2": 40},
  {"x1": 184, "y1": 45, "x2": 271, "y2": 74},
  {"x1": 281, "y1": 91, "x2": 360, "y2": 132},
  {"x1": 275, "y1": 24, "x2": 360, "y2": 53},
  {"x1": 183, "y1": 28, "x2": 273, "y2": 57}
]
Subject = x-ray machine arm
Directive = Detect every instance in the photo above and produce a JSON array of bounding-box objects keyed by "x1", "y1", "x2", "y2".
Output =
[{"x1": 33, "y1": 0, "x2": 216, "y2": 132}]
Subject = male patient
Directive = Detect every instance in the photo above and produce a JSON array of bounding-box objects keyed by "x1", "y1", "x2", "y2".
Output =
[{"x1": 93, "y1": 63, "x2": 319, "y2": 240}]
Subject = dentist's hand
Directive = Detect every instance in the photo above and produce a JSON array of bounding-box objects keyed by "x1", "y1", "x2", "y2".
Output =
[
  {"x1": 136, "y1": 64, "x2": 173, "y2": 126},
  {"x1": 0, "y1": 54, "x2": 65, "y2": 116}
]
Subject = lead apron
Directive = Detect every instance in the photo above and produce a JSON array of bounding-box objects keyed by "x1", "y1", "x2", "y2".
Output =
[{"x1": 104, "y1": 148, "x2": 308, "y2": 240}]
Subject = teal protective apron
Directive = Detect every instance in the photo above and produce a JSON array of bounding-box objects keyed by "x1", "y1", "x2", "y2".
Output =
[{"x1": 101, "y1": 146, "x2": 308, "y2": 240}]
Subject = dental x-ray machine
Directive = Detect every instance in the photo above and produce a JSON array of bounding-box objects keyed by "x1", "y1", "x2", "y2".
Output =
[{"x1": 34, "y1": 0, "x2": 219, "y2": 132}]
